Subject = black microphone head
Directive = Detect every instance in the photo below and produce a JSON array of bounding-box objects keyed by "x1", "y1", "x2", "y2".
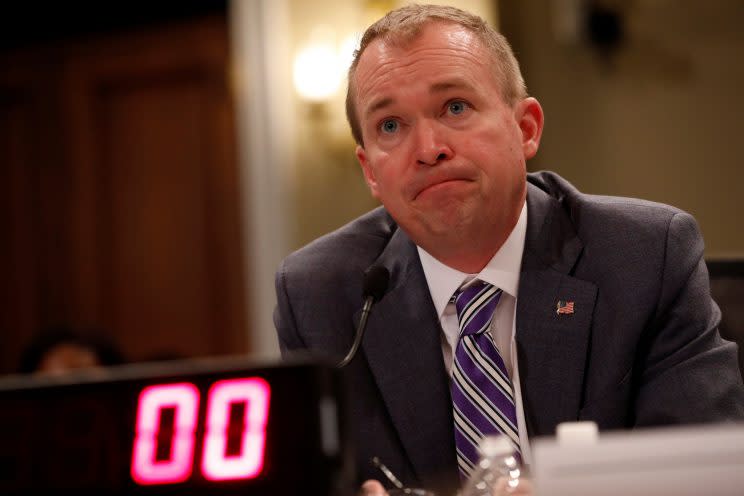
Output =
[{"x1": 363, "y1": 265, "x2": 390, "y2": 303}]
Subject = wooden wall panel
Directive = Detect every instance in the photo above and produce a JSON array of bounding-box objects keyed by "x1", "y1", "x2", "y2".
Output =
[
  {"x1": 99, "y1": 79, "x2": 214, "y2": 358},
  {"x1": 0, "y1": 15, "x2": 247, "y2": 372},
  {"x1": 0, "y1": 89, "x2": 41, "y2": 371}
]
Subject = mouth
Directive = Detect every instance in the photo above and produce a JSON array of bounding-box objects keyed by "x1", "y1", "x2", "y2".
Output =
[{"x1": 414, "y1": 178, "x2": 472, "y2": 200}]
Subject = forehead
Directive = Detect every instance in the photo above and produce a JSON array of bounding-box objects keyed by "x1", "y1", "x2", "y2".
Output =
[{"x1": 354, "y1": 23, "x2": 493, "y2": 116}]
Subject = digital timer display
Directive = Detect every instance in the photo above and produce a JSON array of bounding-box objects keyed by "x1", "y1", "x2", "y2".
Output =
[
  {"x1": 0, "y1": 357, "x2": 354, "y2": 495},
  {"x1": 131, "y1": 378, "x2": 270, "y2": 485}
]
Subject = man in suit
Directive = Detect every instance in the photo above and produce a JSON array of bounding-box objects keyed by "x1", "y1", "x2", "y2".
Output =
[{"x1": 273, "y1": 4, "x2": 744, "y2": 494}]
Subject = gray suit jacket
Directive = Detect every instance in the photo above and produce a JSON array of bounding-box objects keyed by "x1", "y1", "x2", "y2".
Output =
[{"x1": 274, "y1": 171, "x2": 744, "y2": 492}]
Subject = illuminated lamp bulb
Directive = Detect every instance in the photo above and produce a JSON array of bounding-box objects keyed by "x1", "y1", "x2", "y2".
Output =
[{"x1": 293, "y1": 42, "x2": 341, "y2": 102}]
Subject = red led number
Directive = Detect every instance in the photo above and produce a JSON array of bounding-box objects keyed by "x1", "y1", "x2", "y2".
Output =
[
  {"x1": 130, "y1": 377, "x2": 271, "y2": 485},
  {"x1": 131, "y1": 383, "x2": 199, "y2": 484},
  {"x1": 202, "y1": 378, "x2": 270, "y2": 480}
]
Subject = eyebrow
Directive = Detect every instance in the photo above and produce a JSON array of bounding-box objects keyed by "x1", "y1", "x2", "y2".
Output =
[
  {"x1": 429, "y1": 79, "x2": 474, "y2": 93},
  {"x1": 364, "y1": 97, "x2": 394, "y2": 120},
  {"x1": 362, "y1": 79, "x2": 476, "y2": 119}
]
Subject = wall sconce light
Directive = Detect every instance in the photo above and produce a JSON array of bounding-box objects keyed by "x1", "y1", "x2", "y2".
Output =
[
  {"x1": 293, "y1": 28, "x2": 360, "y2": 165},
  {"x1": 293, "y1": 27, "x2": 359, "y2": 103},
  {"x1": 293, "y1": 41, "x2": 341, "y2": 102}
]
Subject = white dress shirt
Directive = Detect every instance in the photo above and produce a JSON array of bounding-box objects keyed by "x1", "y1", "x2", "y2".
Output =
[{"x1": 417, "y1": 202, "x2": 532, "y2": 464}]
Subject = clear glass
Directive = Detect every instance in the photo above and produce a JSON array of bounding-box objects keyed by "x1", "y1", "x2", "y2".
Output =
[{"x1": 460, "y1": 436, "x2": 523, "y2": 496}]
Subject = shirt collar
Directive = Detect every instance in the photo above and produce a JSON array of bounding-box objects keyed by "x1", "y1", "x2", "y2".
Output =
[{"x1": 417, "y1": 202, "x2": 527, "y2": 319}]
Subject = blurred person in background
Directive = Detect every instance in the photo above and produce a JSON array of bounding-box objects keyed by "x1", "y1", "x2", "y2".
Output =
[{"x1": 19, "y1": 327, "x2": 124, "y2": 376}]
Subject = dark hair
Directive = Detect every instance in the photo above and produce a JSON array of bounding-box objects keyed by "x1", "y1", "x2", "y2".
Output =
[{"x1": 18, "y1": 327, "x2": 124, "y2": 373}]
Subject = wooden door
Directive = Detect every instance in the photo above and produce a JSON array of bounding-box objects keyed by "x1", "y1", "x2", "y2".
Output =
[
  {"x1": 0, "y1": 15, "x2": 247, "y2": 372},
  {"x1": 0, "y1": 49, "x2": 73, "y2": 371}
]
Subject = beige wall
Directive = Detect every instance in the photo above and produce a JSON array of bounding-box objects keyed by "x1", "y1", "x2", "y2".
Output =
[{"x1": 500, "y1": 0, "x2": 744, "y2": 257}]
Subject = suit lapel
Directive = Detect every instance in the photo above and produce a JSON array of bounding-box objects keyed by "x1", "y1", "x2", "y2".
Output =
[
  {"x1": 517, "y1": 182, "x2": 597, "y2": 436},
  {"x1": 359, "y1": 227, "x2": 458, "y2": 485}
]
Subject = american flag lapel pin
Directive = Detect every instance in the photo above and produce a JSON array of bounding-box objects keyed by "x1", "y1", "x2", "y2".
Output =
[{"x1": 556, "y1": 300, "x2": 575, "y2": 315}]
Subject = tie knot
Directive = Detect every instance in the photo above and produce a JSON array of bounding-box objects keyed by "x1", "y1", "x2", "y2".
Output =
[{"x1": 452, "y1": 281, "x2": 502, "y2": 336}]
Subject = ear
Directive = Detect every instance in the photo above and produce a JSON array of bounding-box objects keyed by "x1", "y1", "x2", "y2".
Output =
[
  {"x1": 514, "y1": 97, "x2": 544, "y2": 160},
  {"x1": 356, "y1": 145, "x2": 381, "y2": 199}
]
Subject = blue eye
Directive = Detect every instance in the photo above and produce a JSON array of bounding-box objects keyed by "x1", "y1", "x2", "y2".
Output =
[
  {"x1": 448, "y1": 101, "x2": 468, "y2": 115},
  {"x1": 380, "y1": 119, "x2": 399, "y2": 134}
]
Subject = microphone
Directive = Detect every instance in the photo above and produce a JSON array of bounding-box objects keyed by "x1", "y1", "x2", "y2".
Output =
[{"x1": 336, "y1": 265, "x2": 390, "y2": 368}]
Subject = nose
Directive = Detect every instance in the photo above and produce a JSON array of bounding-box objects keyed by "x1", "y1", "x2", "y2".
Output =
[{"x1": 414, "y1": 120, "x2": 453, "y2": 166}]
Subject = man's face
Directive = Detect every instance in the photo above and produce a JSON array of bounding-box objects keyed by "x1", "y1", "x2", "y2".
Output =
[{"x1": 354, "y1": 22, "x2": 542, "y2": 268}]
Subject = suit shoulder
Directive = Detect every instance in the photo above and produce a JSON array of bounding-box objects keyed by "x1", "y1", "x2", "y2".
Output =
[
  {"x1": 526, "y1": 170, "x2": 704, "y2": 277},
  {"x1": 528, "y1": 170, "x2": 689, "y2": 233},
  {"x1": 279, "y1": 206, "x2": 398, "y2": 278}
]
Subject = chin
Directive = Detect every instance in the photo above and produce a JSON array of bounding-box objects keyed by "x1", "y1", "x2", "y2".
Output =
[{"x1": 422, "y1": 209, "x2": 473, "y2": 238}]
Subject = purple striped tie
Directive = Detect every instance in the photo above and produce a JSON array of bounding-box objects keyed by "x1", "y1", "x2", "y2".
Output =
[{"x1": 450, "y1": 281, "x2": 520, "y2": 480}]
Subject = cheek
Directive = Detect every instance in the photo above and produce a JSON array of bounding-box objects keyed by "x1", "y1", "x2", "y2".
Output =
[
  {"x1": 466, "y1": 140, "x2": 525, "y2": 195},
  {"x1": 473, "y1": 127, "x2": 523, "y2": 169},
  {"x1": 376, "y1": 168, "x2": 402, "y2": 199},
  {"x1": 371, "y1": 152, "x2": 406, "y2": 191}
]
